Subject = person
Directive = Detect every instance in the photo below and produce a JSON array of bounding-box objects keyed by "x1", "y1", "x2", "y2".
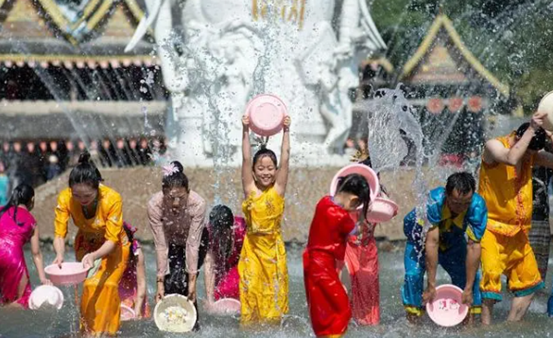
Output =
[
  {"x1": 477, "y1": 113, "x2": 553, "y2": 324},
  {"x1": 342, "y1": 149, "x2": 390, "y2": 326},
  {"x1": 529, "y1": 155, "x2": 553, "y2": 283},
  {"x1": 239, "y1": 114, "x2": 291, "y2": 324},
  {"x1": 0, "y1": 184, "x2": 50, "y2": 308},
  {"x1": 304, "y1": 173, "x2": 371, "y2": 337},
  {"x1": 147, "y1": 161, "x2": 208, "y2": 329},
  {"x1": 52, "y1": 152, "x2": 130, "y2": 336},
  {"x1": 402, "y1": 172, "x2": 487, "y2": 324},
  {"x1": 0, "y1": 161, "x2": 9, "y2": 206},
  {"x1": 119, "y1": 222, "x2": 150, "y2": 319},
  {"x1": 203, "y1": 205, "x2": 246, "y2": 307}
]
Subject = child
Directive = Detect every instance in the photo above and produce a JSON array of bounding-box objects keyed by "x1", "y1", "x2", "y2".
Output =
[
  {"x1": 342, "y1": 149, "x2": 391, "y2": 325},
  {"x1": 304, "y1": 173, "x2": 371, "y2": 337},
  {"x1": 239, "y1": 114, "x2": 291, "y2": 324},
  {"x1": 204, "y1": 205, "x2": 246, "y2": 305},
  {"x1": 119, "y1": 222, "x2": 150, "y2": 319}
]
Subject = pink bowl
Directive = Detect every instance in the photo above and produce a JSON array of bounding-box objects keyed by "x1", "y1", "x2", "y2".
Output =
[
  {"x1": 245, "y1": 94, "x2": 287, "y2": 137},
  {"x1": 121, "y1": 304, "x2": 136, "y2": 321},
  {"x1": 211, "y1": 298, "x2": 241, "y2": 315},
  {"x1": 366, "y1": 197, "x2": 399, "y2": 223},
  {"x1": 329, "y1": 164, "x2": 380, "y2": 208},
  {"x1": 426, "y1": 284, "x2": 468, "y2": 327},
  {"x1": 45, "y1": 262, "x2": 90, "y2": 286}
]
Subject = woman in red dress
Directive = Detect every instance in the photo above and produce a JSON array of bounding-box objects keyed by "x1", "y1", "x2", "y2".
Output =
[{"x1": 303, "y1": 173, "x2": 371, "y2": 337}]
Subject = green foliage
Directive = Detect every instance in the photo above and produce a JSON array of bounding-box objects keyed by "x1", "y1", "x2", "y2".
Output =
[{"x1": 369, "y1": 0, "x2": 553, "y2": 114}]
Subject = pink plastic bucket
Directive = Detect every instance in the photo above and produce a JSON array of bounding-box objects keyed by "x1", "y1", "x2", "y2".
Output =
[
  {"x1": 211, "y1": 298, "x2": 241, "y2": 315},
  {"x1": 245, "y1": 94, "x2": 287, "y2": 137},
  {"x1": 45, "y1": 262, "x2": 90, "y2": 286},
  {"x1": 366, "y1": 197, "x2": 399, "y2": 223},
  {"x1": 329, "y1": 164, "x2": 380, "y2": 208},
  {"x1": 426, "y1": 284, "x2": 468, "y2": 327}
]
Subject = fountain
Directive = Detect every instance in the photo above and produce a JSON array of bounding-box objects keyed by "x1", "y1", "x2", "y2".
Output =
[{"x1": 125, "y1": 0, "x2": 387, "y2": 167}]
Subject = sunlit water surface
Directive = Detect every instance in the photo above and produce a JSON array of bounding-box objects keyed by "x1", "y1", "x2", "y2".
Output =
[{"x1": 2, "y1": 245, "x2": 553, "y2": 337}]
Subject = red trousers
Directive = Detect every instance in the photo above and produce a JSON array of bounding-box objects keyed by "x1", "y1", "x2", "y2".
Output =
[{"x1": 303, "y1": 250, "x2": 351, "y2": 337}]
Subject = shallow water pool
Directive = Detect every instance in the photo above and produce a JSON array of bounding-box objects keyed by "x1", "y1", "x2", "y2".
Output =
[{"x1": 2, "y1": 244, "x2": 553, "y2": 337}]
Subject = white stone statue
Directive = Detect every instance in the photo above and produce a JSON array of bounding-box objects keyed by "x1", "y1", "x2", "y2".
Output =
[{"x1": 126, "y1": 0, "x2": 386, "y2": 166}]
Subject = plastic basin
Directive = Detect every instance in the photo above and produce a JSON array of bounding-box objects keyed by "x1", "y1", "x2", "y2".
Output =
[
  {"x1": 154, "y1": 294, "x2": 197, "y2": 332},
  {"x1": 245, "y1": 94, "x2": 287, "y2": 137},
  {"x1": 426, "y1": 284, "x2": 468, "y2": 327},
  {"x1": 28, "y1": 285, "x2": 64, "y2": 310},
  {"x1": 366, "y1": 197, "x2": 399, "y2": 223},
  {"x1": 329, "y1": 164, "x2": 380, "y2": 207},
  {"x1": 210, "y1": 298, "x2": 241, "y2": 316},
  {"x1": 45, "y1": 262, "x2": 90, "y2": 286}
]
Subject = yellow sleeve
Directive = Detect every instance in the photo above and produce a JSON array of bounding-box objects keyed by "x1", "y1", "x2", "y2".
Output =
[
  {"x1": 104, "y1": 194, "x2": 123, "y2": 243},
  {"x1": 54, "y1": 189, "x2": 72, "y2": 238}
]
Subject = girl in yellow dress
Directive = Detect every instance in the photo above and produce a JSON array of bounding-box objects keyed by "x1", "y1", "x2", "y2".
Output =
[
  {"x1": 239, "y1": 114, "x2": 291, "y2": 325},
  {"x1": 52, "y1": 153, "x2": 130, "y2": 336}
]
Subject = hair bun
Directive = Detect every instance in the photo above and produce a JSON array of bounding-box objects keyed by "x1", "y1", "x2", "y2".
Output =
[
  {"x1": 170, "y1": 161, "x2": 184, "y2": 174},
  {"x1": 78, "y1": 151, "x2": 91, "y2": 164}
]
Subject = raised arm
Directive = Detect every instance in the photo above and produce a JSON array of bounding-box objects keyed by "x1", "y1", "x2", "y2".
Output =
[
  {"x1": 242, "y1": 115, "x2": 255, "y2": 197},
  {"x1": 482, "y1": 112, "x2": 544, "y2": 166},
  {"x1": 422, "y1": 226, "x2": 439, "y2": 304},
  {"x1": 274, "y1": 116, "x2": 291, "y2": 196}
]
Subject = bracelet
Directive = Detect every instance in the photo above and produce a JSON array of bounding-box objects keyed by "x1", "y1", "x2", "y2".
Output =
[{"x1": 156, "y1": 277, "x2": 164, "y2": 283}]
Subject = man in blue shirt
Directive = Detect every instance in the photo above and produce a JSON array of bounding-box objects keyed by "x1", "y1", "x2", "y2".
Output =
[{"x1": 402, "y1": 172, "x2": 488, "y2": 323}]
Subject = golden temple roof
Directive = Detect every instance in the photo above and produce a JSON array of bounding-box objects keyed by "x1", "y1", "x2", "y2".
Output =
[{"x1": 401, "y1": 13, "x2": 509, "y2": 97}]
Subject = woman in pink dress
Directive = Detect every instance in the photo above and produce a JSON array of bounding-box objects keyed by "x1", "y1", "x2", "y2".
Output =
[
  {"x1": 203, "y1": 205, "x2": 246, "y2": 307},
  {"x1": 118, "y1": 222, "x2": 150, "y2": 319},
  {"x1": 0, "y1": 184, "x2": 50, "y2": 308}
]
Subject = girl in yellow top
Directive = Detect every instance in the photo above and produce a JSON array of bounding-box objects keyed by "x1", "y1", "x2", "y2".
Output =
[
  {"x1": 239, "y1": 114, "x2": 291, "y2": 325},
  {"x1": 52, "y1": 153, "x2": 130, "y2": 336}
]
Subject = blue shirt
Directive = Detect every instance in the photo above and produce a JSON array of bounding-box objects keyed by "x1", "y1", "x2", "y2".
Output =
[{"x1": 404, "y1": 187, "x2": 488, "y2": 251}]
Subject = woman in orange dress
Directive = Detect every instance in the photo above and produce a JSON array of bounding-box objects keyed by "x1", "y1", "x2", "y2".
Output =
[{"x1": 52, "y1": 153, "x2": 130, "y2": 336}]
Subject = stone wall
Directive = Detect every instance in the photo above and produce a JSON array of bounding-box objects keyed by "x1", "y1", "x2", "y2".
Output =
[{"x1": 35, "y1": 166, "x2": 445, "y2": 243}]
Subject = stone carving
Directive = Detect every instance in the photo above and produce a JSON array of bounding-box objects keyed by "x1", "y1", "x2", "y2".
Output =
[{"x1": 126, "y1": 0, "x2": 386, "y2": 166}]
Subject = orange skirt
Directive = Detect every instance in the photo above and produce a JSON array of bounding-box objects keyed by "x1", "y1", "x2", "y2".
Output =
[{"x1": 75, "y1": 232, "x2": 130, "y2": 336}]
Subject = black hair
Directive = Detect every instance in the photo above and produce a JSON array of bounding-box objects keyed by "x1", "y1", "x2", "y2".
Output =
[
  {"x1": 336, "y1": 173, "x2": 371, "y2": 219},
  {"x1": 445, "y1": 172, "x2": 476, "y2": 196},
  {"x1": 162, "y1": 160, "x2": 189, "y2": 191},
  {"x1": 516, "y1": 122, "x2": 546, "y2": 151},
  {"x1": 252, "y1": 147, "x2": 278, "y2": 168},
  {"x1": 209, "y1": 205, "x2": 234, "y2": 271},
  {"x1": 68, "y1": 152, "x2": 103, "y2": 188},
  {"x1": 0, "y1": 184, "x2": 34, "y2": 226}
]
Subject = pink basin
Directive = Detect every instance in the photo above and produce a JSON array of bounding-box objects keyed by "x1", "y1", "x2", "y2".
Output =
[
  {"x1": 245, "y1": 94, "x2": 287, "y2": 137},
  {"x1": 45, "y1": 262, "x2": 90, "y2": 286},
  {"x1": 329, "y1": 164, "x2": 380, "y2": 207},
  {"x1": 211, "y1": 298, "x2": 241, "y2": 316},
  {"x1": 121, "y1": 304, "x2": 136, "y2": 321},
  {"x1": 426, "y1": 284, "x2": 468, "y2": 327},
  {"x1": 366, "y1": 197, "x2": 399, "y2": 223}
]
